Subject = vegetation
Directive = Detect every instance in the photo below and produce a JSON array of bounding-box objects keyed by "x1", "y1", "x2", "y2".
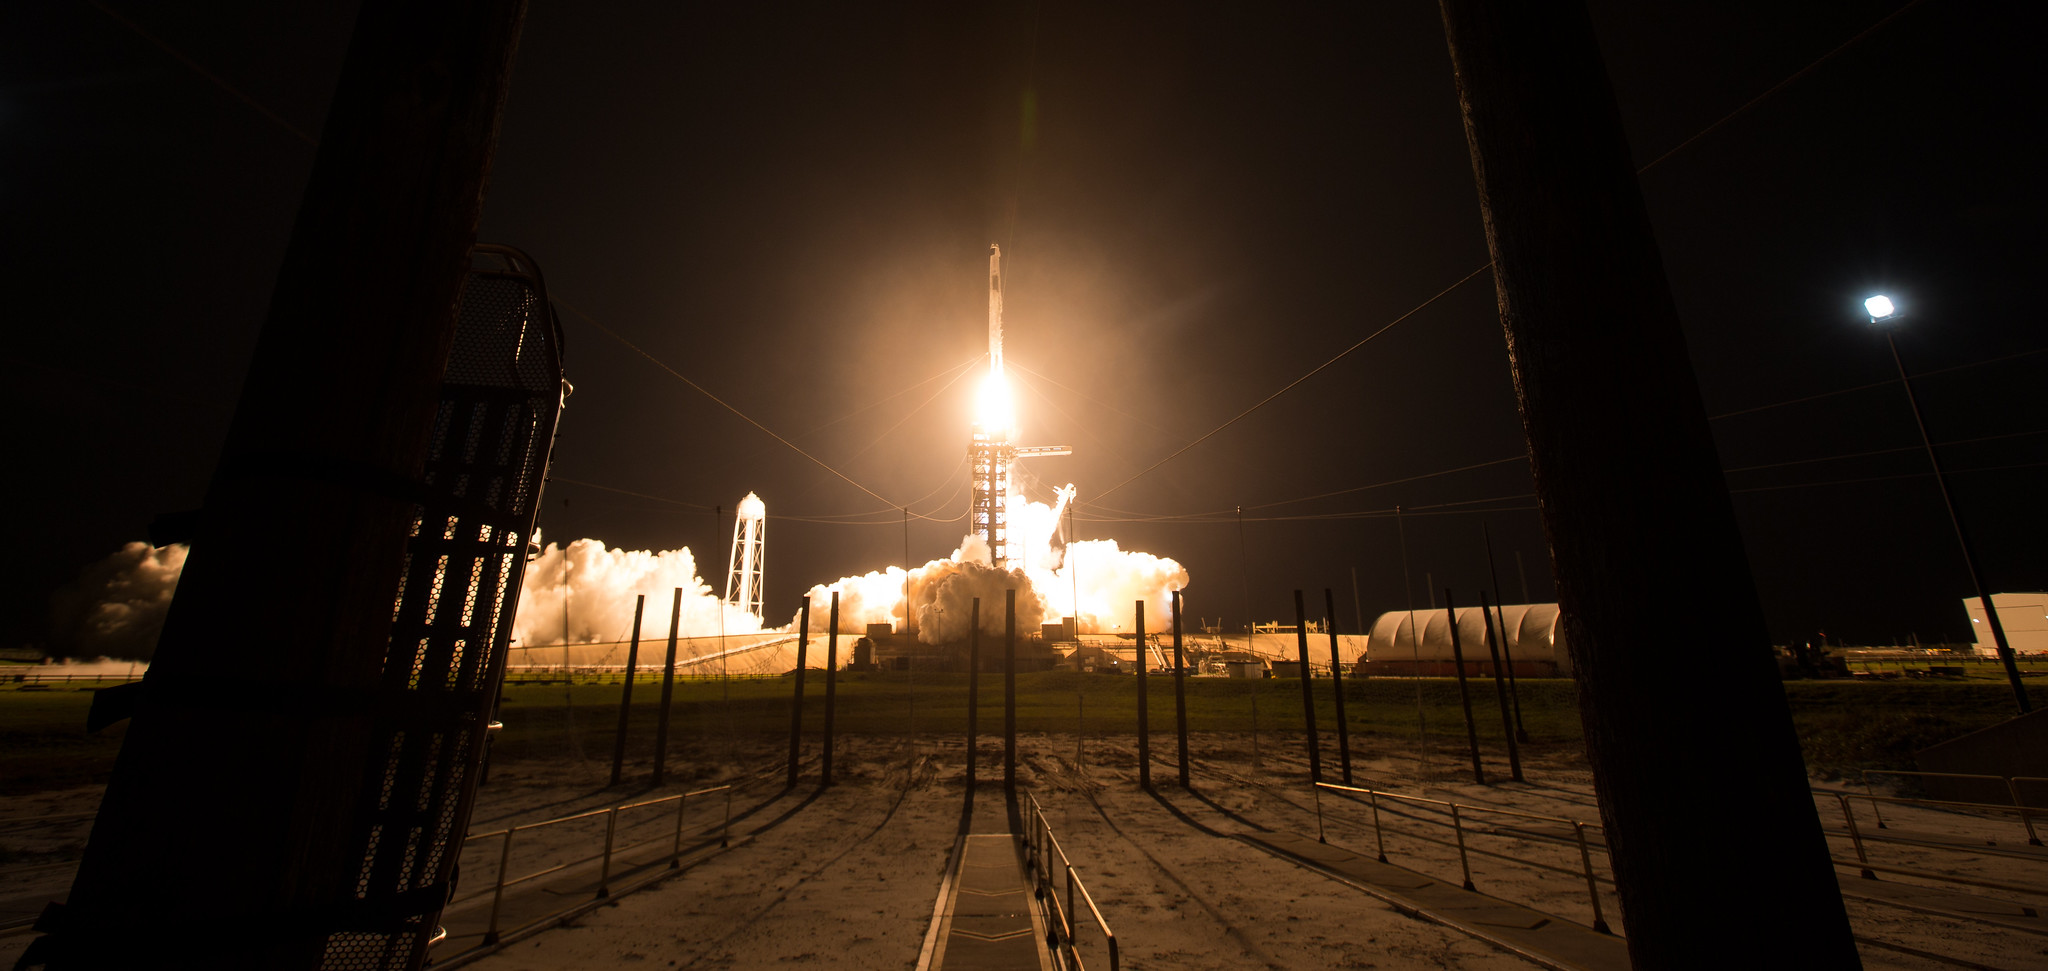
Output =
[{"x1": 2, "y1": 671, "x2": 2031, "y2": 795}]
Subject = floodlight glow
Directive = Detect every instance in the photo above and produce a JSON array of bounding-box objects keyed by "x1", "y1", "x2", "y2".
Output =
[{"x1": 1865, "y1": 295, "x2": 1896, "y2": 321}]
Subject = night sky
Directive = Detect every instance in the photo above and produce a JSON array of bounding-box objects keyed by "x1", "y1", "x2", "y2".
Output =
[{"x1": 6, "y1": 0, "x2": 2042, "y2": 652}]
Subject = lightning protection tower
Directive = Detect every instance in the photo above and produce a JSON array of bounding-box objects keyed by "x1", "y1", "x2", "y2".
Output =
[{"x1": 724, "y1": 492, "x2": 766, "y2": 619}]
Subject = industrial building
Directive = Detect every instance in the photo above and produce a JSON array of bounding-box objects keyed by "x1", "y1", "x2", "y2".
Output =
[
  {"x1": 1364, "y1": 603, "x2": 1569, "y2": 676},
  {"x1": 1965, "y1": 593, "x2": 2048, "y2": 655}
]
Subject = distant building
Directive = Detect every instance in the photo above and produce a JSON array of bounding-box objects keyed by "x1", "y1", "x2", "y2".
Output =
[
  {"x1": 1363, "y1": 603, "x2": 1568, "y2": 677},
  {"x1": 1965, "y1": 593, "x2": 2048, "y2": 655}
]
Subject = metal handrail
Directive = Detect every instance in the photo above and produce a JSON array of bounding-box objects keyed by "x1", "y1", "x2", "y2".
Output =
[
  {"x1": 1857, "y1": 769, "x2": 2048, "y2": 846},
  {"x1": 1023, "y1": 794, "x2": 1119, "y2": 971},
  {"x1": 5, "y1": 673, "x2": 144, "y2": 685},
  {"x1": 1822, "y1": 790, "x2": 2048, "y2": 899},
  {"x1": 1313, "y1": 781, "x2": 1611, "y2": 934},
  {"x1": 465, "y1": 784, "x2": 732, "y2": 946}
]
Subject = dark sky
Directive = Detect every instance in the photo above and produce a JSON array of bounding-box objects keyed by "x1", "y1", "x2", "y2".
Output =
[{"x1": 6, "y1": 0, "x2": 2043, "y2": 650}]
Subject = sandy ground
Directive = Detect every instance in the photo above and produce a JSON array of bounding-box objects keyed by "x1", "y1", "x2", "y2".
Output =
[{"x1": 5, "y1": 733, "x2": 2048, "y2": 969}]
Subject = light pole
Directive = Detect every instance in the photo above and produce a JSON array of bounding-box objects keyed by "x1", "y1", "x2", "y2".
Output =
[{"x1": 1867, "y1": 294, "x2": 2030, "y2": 713}]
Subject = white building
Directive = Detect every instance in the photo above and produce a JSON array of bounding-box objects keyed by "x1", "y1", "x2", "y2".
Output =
[
  {"x1": 1365, "y1": 603, "x2": 1570, "y2": 675},
  {"x1": 1965, "y1": 593, "x2": 2048, "y2": 655}
]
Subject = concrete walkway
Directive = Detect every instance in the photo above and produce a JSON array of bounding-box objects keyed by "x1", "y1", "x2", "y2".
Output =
[
  {"x1": 924, "y1": 833, "x2": 1052, "y2": 971},
  {"x1": 1242, "y1": 831, "x2": 1631, "y2": 971}
]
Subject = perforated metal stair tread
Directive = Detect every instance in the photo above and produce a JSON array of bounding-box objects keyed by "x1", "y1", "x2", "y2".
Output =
[{"x1": 929, "y1": 834, "x2": 1052, "y2": 971}]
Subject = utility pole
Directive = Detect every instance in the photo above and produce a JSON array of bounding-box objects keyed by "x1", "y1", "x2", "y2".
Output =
[{"x1": 1436, "y1": 1, "x2": 1859, "y2": 965}]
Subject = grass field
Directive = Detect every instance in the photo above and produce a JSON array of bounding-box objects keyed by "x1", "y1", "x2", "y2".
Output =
[{"x1": 2, "y1": 671, "x2": 2032, "y2": 796}]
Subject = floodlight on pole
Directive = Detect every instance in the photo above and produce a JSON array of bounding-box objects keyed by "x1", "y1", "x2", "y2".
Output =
[{"x1": 1866, "y1": 294, "x2": 2030, "y2": 712}]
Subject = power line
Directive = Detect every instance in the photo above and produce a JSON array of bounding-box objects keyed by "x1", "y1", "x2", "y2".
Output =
[
  {"x1": 88, "y1": 0, "x2": 318, "y2": 146},
  {"x1": 547, "y1": 476, "x2": 713, "y2": 510},
  {"x1": 1707, "y1": 345, "x2": 2048, "y2": 421},
  {"x1": 1085, "y1": 1, "x2": 1941, "y2": 504},
  {"x1": 1635, "y1": 0, "x2": 1931, "y2": 175},
  {"x1": 1243, "y1": 455, "x2": 1528, "y2": 510},
  {"x1": 556, "y1": 298, "x2": 907, "y2": 511},
  {"x1": 1729, "y1": 460, "x2": 2048, "y2": 496},
  {"x1": 1722, "y1": 428, "x2": 2048, "y2": 475},
  {"x1": 1090, "y1": 263, "x2": 1494, "y2": 502}
]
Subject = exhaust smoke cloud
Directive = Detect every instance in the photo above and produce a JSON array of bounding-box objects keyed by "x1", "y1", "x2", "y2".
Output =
[{"x1": 49, "y1": 541, "x2": 187, "y2": 661}]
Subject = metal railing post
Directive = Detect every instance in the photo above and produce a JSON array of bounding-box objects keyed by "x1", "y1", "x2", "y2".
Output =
[
  {"x1": 597, "y1": 809, "x2": 618, "y2": 897},
  {"x1": 1574, "y1": 822, "x2": 1610, "y2": 934},
  {"x1": 2006, "y1": 777, "x2": 2043, "y2": 846},
  {"x1": 1368, "y1": 787, "x2": 1387, "y2": 862},
  {"x1": 1315, "y1": 785, "x2": 1327, "y2": 844},
  {"x1": 1861, "y1": 771, "x2": 1887, "y2": 829},
  {"x1": 1067, "y1": 863, "x2": 1077, "y2": 949},
  {"x1": 483, "y1": 827, "x2": 516, "y2": 945},
  {"x1": 671, "y1": 792, "x2": 688, "y2": 867},
  {"x1": 723, "y1": 788, "x2": 733, "y2": 847},
  {"x1": 1837, "y1": 793, "x2": 1876, "y2": 879},
  {"x1": 1450, "y1": 804, "x2": 1475, "y2": 890}
]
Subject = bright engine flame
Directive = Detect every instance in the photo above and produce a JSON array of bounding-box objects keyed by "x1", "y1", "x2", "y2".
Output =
[{"x1": 975, "y1": 370, "x2": 1016, "y2": 437}]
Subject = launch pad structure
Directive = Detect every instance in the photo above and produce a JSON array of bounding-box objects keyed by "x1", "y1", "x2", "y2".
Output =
[{"x1": 971, "y1": 244, "x2": 1069, "y2": 571}]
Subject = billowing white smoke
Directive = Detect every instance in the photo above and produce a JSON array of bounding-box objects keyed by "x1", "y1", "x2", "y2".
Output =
[
  {"x1": 510, "y1": 537, "x2": 764, "y2": 646},
  {"x1": 1037, "y1": 538, "x2": 1187, "y2": 635},
  {"x1": 44, "y1": 538, "x2": 766, "y2": 659},
  {"x1": 49, "y1": 542, "x2": 188, "y2": 661},
  {"x1": 795, "y1": 493, "x2": 1189, "y2": 642}
]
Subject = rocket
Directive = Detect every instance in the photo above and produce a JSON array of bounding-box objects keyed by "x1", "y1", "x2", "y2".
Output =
[{"x1": 988, "y1": 243, "x2": 1004, "y2": 375}]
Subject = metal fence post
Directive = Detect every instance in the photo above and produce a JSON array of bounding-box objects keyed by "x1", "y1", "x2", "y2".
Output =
[
  {"x1": 483, "y1": 828, "x2": 516, "y2": 945},
  {"x1": 723, "y1": 787, "x2": 733, "y2": 847},
  {"x1": 2004, "y1": 777, "x2": 2043, "y2": 845},
  {"x1": 1862, "y1": 771, "x2": 1888, "y2": 830},
  {"x1": 1314, "y1": 785, "x2": 1327, "y2": 844},
  {"x1": 671, "y1": 792, "x2": 688, "y2": 867},
  {"x1": 1450, "y1": 804, "x2": 1475, "y2": 890},
  {"x1": 1369, "y1": 788, "x2": 1388, "y2": 862},
  {"x1": 1575, "y1": 822, "x2": 1610, "y2": 934},
  {"x1": 1066, "y1": 863, "x2": 1077, "y2": 950},
  {"x1": 597, "y1": 809, "x2": 618, "y2": 897},
  {"x1": 1837, "y1": 793, "x2": 1876, "y2": 879}
]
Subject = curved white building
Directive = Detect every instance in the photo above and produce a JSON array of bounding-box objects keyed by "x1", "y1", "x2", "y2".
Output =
[{"x1": 1365, "y1": 603, "x2": 1570, "y2": 675}]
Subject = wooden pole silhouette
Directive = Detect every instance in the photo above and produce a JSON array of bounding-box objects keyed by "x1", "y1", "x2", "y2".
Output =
[
  {"x1": 823, "y1": 592, "x2": 839, "y2": 787},
  {"x1": 1172, "y1": 592, "x2": 1191, "y2": 788},
  {"x1": 1292, "y1": 590, "x2": 1322, "y2": 784},
  {"x1": 1136, "y1": 599, "x2": 1151, "y2": 789},
  {"x1": 1479, "y1": 591, "x2": 1523, "y2": 782},
  {"x1": 45, "y1": 2, "x2": 530, "y2": 964},
  {"x1": 652, "y1": 588, "x2": 681, "y2": 786},
  {"x1": 1437, "y1": 0, "x2": 1859, "y2": 961},
  {"x1": 1003, "y1": 590, "x2": 1017, "y2": 790},
  {"x1": 787, "y1": 599, "x2": 809, "y2": 789},
  {"x1": 1443, "y1": 593, "x2": 1485, "y2": 785},
  {"x1": 967, "y1": 597, "x2": 981, "y2": 789},
  {"x1": 611, "y1": 595, "x2": 645, "y2": 786},
  {"x1": 1325, "y1": 588, "x2": 1353, "y2": 785}
]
